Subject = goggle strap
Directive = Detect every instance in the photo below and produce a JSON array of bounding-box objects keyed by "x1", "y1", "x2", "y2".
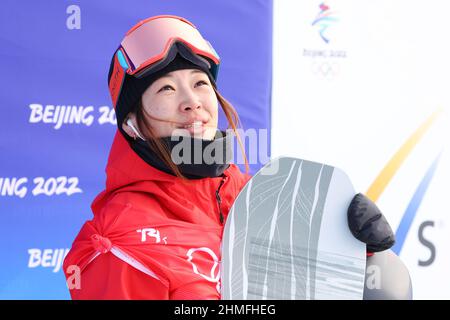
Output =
[{"x1": 109, "y1": 51, "x2": 127, "y2": 108}]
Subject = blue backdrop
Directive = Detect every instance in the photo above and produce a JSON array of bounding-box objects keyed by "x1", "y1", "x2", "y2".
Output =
[{"x1": 0, "y1": 0, "x2": 272, "y2": 299}]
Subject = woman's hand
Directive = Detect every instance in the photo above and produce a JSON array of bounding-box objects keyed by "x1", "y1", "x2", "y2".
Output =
[{"x1": 347, "y1": 193, "x2": 396, "y2": 253}]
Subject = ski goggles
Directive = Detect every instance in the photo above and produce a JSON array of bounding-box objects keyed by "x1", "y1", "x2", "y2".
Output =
[
  {"x1": 109, "y1": 15, "x2": 220, "y2": 108},
  {"x1": 118, "y1": 15, "x2": 219, "y2": 76}
]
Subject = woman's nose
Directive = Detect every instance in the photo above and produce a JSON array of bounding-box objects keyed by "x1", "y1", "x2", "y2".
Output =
[
  {"x1": 181, "y1": 103, "x2": 201, "y2": 112},
  {"x1": 179, "y1": 89, "x2": 201, "y2": 112}
]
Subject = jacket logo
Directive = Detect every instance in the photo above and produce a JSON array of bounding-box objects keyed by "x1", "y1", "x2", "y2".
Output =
[
  {"x1": 186, "y1": 247, "x2": 220, "y2": 293},
  {"x1": 137, "y1": 228, "x2": 167, "y2": 244}
]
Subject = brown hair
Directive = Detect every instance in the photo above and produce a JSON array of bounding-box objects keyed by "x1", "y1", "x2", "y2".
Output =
[{"x1": 134, "y1": 87, "x2": 249, "y2": 179}]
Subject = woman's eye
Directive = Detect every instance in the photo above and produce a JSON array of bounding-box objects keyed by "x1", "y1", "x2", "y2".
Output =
[
  {"x1": 158, "y1": 85, "x2": 174, "y2": 92},
  {"x1": 195, "y1": 80, "x2": 208, "y2": 87}
]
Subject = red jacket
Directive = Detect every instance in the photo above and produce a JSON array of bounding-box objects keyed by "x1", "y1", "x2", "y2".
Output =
[{"x1": 63, "y1": 131, "x2": 250, "y2": 299}]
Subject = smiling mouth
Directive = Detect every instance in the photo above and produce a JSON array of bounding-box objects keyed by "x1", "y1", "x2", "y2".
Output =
[
  {"x1": 181, "y1": 120, "x2": 204, "y2": 129},
  {"x1": 175, "y1": 120, "x2": 207, "y2": 136}
]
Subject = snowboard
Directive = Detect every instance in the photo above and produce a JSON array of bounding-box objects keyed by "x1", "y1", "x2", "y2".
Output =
[{"x1": 221, "y1": 157, "x2": 366, "y2": 299}]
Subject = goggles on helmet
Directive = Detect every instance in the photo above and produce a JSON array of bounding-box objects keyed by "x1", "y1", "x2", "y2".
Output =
[{"x1": 109, "y1": 15, "x2": 220, "y2": 108}]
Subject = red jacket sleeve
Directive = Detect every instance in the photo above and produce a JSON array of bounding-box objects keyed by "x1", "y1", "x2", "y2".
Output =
[{"x1": 70, "y1": 252, "x2": 169, "y2": 300}]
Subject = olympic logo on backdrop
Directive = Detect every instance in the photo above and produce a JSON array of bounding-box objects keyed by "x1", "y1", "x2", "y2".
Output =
[
  {"x1": 303, "y1": 2, "x2": 347, "y2": 79},
  {"x1": 310, "y1": 61, "x2": 340, "y2": 77},
  {"x1": 312, "y1": 2, "x2": 338, "y2": 44}
]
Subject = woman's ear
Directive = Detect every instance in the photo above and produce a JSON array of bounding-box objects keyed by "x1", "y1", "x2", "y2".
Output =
[
  {"x1": 122, "y1": 113, "x2": 146, "y2": 141},
  {"x1": 122, "y1": 113, "x2": 139, "y2": 139}
]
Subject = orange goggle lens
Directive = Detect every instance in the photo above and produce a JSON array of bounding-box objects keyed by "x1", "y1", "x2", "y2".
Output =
[{"x1": 120, "y1": 15, "x2": 220, "y2": 75}]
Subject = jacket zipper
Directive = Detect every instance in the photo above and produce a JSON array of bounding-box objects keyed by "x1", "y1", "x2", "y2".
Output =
[{"x1": 215, "y1": 175, "x2": 227, "y2": 225}]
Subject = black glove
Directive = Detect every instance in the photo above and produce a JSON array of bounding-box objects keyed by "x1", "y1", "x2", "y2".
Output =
[{"x1": 347, "y1": 193, "x2": 395, "y2": 253}]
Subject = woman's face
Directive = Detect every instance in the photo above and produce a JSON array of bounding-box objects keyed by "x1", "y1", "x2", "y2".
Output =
[{"x1": 134, "y1": 68, "x2": 219, "y2": 140}]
